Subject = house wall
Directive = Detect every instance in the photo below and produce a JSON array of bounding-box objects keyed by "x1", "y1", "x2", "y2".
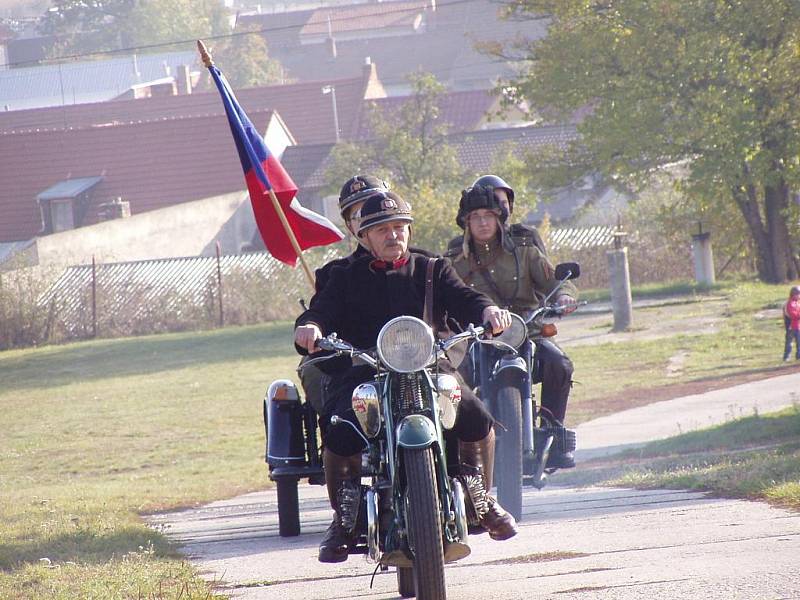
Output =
[{"x1": 27, "y1": 191, "x2": 255, "y2": 268}]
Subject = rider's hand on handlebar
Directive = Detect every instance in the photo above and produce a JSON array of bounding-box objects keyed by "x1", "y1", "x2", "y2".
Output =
[
  {"x1": 295, "y1": 323, "x2": 323, "y2": 353},
  {"x1": 482, "y1": 306, "x2": 511, "y2": 335},
  {"x1": 556, "y1": 294, "x2": 578, "y2": 315}
]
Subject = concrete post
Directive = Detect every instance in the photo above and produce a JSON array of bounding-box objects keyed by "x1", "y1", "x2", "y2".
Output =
[
  {"x1": 607, "y1": 246, "x2": 633, "y2": 331},
  {"x1": 691, "y1": 230, "x2": 716, "y2": 286}
]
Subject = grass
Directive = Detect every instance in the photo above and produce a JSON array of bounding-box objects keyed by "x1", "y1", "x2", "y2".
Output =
[
  {"x1": 569, "y1": 406, "x2": 800, "y2": 510},
  {"x1": 565, "y1": 280, "x2": 792, "y2": 423},
  {"x1": 0, "y1": 278, "x2": 797, "y2": 597},
  {"x1": 0, "y1": 322, "x2": 297, "y2": 599}
]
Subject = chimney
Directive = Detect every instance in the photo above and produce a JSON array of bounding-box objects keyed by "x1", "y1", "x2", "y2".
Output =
[{"x1": 176, "y1": 65, "x2": 192, "y2": 95}]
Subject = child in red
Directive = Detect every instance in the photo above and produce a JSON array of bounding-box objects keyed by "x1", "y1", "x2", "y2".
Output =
[{"x1": 783, "y1": 285, "x2": 800, "y2": 361}]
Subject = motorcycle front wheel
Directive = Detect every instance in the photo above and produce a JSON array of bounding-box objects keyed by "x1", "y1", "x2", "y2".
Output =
[
  {"x1": 494, "y1": 384, "x2": 523, "y2": 521},
  {"x1": 404, "y1": 447, "x2": 446, "y2": 600}
]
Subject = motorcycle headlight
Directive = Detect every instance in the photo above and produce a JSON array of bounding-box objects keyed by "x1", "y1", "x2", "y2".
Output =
[
  {"x1": 494, "y1": 312, "x2": 527, "y2": 349},
  {"x1": 376, "y1": 316, "x2": 435, "y2": 373}
]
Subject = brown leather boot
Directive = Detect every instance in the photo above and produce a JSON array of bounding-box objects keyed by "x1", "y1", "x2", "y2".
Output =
[
  {"x1": 318, "y1": 448, "x2": 361, "y2": 563},
  {"x1": 459, "y1": 429, "x2": 519, "y2": 541}
]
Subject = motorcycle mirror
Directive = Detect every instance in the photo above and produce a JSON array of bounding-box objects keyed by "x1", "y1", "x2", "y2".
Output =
[{"x1": 555, "y1": 262, "x2": 580, "y2": 280}]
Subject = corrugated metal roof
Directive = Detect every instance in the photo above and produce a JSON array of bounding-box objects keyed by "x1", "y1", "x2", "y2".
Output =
[
  {"x1": 37, "y1": 176, "x2": 103, "y2": 200},
  {"x1": 0, "y1": 51, "x2": 197, "y2": 111},
  {"x1": 39, "y1": 248, "x2": 343, "y2": 333}
]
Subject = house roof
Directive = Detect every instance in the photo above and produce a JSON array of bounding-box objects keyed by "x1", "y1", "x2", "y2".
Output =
[
  {"x1": 0, "y1": 51, "x2": 198, "y2": 111},
  {"x1": 354, "y1": 89, "x2": 497, "y2": 139},
  {"x1": 301, "y1": 1, "x2": 429, "y2": 37},
  {"x1": 0, "y1": 66, "x2": 378, "y2": 144},
  {"x1": 243, "y1": 0, "x2": 548, "y2": 91},
  {"x1": 0, "y1": 109, "x2": 281, "y2": 242}
]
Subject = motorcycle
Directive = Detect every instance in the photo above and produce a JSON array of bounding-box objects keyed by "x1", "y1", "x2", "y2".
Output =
[
  {"x1": 264, "y1": 316, "x2": 492, "y2": 600},
  {"x1": 469, "y1": 262, "x2": 581, "y2": 520}
]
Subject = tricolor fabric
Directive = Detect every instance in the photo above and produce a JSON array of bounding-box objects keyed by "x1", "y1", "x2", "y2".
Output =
[{"x1": 208, "y1": 64, "x2": 343, "y2": 265}]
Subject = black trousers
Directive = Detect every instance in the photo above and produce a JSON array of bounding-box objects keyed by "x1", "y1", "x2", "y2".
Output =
[
  {"x1": 321, "y1": 363, "x2": 494, "y2": 457},
  {"x1": 532, "y1": 339, "x2": 574, "y2": 424}
]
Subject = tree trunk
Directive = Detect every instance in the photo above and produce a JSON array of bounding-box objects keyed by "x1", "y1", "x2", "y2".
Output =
[
  {"x1": 764, "y1": 178, "x2": 799, "y2": 282},
  {"x1": 731, "y1": 178, "x2": 798, "y2": 283},
  {"x1": 731, "y1": 183, "x2": 774, "y2": 282}
]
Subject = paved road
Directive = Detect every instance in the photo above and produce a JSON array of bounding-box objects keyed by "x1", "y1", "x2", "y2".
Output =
[{"x1": 149, "y1": 371, "x2": 800, "y2": 599}]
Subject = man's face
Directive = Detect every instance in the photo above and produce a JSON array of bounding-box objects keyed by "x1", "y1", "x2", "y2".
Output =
[
  {"x1": 494, "y1": 188, "x2": 511, "y2": 214},
  {"x1": 343, "y1": 201, "x2": 365, "y2": 236},
  {"x1": 364, "y1": 220, "x2": 410, "y2": 261},
  {"x1": 467, "y1": 208, "x2": 499, "y2": 244}
]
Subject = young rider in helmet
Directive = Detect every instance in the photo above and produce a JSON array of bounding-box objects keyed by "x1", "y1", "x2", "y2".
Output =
[
  {"x1": 448, "y1": 184, "x2": 579, "y2": 469},
  {"x1": 294, "y1": 190, "x2": 519, "y2": 563},
  {"x1": 447, "y1": 174, "x2": 547, "y2": 256}
]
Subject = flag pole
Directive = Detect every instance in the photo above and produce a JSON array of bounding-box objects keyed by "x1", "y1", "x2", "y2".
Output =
[{"x1": 197, "y1": 40, "x2": 316, "y2": 290}]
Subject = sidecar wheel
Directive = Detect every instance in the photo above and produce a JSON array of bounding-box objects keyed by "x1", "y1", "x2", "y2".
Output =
[
  {"x1": 276, "y1": 477, "x2": 300, "y2": 537},
  {"x1": 404, "y1": 447, "x2": 446, "y2": 600},
  {"x1": 494, "y1": 385, "x2": 523, "y2": 522},
  {"x1": 397, "y1": 567, "x2": 415, "y2": 598}
]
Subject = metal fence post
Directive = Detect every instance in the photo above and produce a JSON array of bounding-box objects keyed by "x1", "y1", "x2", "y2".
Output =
[
  {"x1": 216, "y1": 241, "x2": 224, "y2": 327},
  {"x1": 92, "y1": 255, "x2": 98, "y2": 338}
]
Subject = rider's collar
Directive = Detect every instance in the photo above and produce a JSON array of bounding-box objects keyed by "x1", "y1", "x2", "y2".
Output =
[{"x1": 370, "y1": 254, "x2": 410, "y2": 271}]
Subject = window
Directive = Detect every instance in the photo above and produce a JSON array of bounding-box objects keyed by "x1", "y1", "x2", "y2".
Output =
[{"x1": 50, "y1": 199, "x2": 74, "y2": 232}]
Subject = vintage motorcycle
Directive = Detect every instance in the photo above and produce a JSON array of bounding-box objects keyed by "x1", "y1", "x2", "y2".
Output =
[
  {"x1": 469, "y1": 262, "x2": 580, "y2": 520},
  {"x1": 264, "y1": 316, "x2": 491, "y2": 600}
]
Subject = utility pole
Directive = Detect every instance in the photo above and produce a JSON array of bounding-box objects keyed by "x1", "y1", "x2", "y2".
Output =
[{"x1": 321, "y1": 85, "x2": 340, "y2": 143}]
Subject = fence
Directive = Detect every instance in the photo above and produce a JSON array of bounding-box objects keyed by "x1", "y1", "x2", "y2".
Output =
[{"x1": 20, "y1": 245, "x2": 345, "y2": 345}]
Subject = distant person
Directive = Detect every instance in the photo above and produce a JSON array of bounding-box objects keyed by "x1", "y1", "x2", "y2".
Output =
[{"x1": 783, "y1": 285, "x2": 800, "y2": 361}]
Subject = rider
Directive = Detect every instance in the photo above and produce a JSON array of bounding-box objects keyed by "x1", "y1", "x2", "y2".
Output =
[
  {"x1": 298, "y1": 175, "x2": 389, "y2": 415},
  {"x1": 446, "y1": 184, "x2": 579, "y2": 469},
  {"x1": 447, "y1": 174, "x2": 547, "y2": 256},
  {"x1": 294, "y1": 190, "x2": 519, "y2": 563}
]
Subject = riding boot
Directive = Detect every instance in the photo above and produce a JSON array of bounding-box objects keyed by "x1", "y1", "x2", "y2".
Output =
[
  {"x1": 458, "y1": 429, "x2": 518, "y2": 541},
  {"x1": 318, "y1": 448, "x2": 361, "y2": 563}
]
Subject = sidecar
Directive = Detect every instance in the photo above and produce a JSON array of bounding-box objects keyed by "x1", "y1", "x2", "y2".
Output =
[{"x1": 263, "y1": 379, "x2": 324, "y2": 537}]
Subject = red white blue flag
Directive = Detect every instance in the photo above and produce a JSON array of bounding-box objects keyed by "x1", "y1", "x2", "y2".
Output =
[{"x1": 208, "y1": 64, "x2": 343, "y2": 265}]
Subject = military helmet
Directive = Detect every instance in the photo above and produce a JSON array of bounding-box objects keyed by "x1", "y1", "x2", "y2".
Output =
[
  {"x1": 338, "y1": 175, "x2": 390, "y2": 217},
  {"x1": 354, "y1": 190, "x2": 413, "y2": 236},
  {"x1": 472, "y1": 174, "x2": 515, "y2": 213},
  {"x1": 456, "y1": 184, "x2": 506, "y2": 229}
]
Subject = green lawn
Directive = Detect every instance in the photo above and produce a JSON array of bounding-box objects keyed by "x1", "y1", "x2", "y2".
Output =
[{"x1": 0, "y1": 279, "x2": 795, "y2": 598}]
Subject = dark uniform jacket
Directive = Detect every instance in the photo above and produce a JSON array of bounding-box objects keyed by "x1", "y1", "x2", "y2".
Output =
[{"x1": 296, "y1": 252, "x2": 494, "y2": 395}]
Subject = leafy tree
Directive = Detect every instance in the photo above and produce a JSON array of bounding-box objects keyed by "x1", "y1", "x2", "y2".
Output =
[
  {"x1": 41, "y1": 0, "x2": 285, "y2": 87},
  {"x1": 498, "y1": 0, "x2": 800, "y2": 282},
  {"x1": 324, "y1": 72, "x2": 467, "y2": 253}
]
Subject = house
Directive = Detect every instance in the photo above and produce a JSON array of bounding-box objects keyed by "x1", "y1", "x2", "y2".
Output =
[
  {"x1": 0, "y1": 50, "x2": 199, "y2": 111},
  {"x1": 0, "y1": 108, "x2": 295, "y2": 266},
  {"x1": 238, "y1": 0, "x2": 549, "y2": 95},
  {"x1": 0, "y1": 62, "x2": 384, "y2": 144}
]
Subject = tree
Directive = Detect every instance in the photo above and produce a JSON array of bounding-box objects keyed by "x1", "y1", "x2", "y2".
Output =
[
  {"x1": 42, "y1": 0, "x2": 229, "y2": 55},
  {"x1": 198, "y1": 26, "x2": 286, "y2": 89},
  {"x1": 498, "y1": 0, "x2": 800, "y2": 282},
  {"x1": 324, "y1": 72, "x2": 468, "y2": 253}
]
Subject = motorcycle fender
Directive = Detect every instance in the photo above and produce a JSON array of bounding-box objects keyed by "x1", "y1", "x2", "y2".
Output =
[
  {"x1": 493, "y1": 355, "x2": 527, "y2": 379},
  {"x1": 396, "y1": 414, "x2": 438, "y2": 449}
]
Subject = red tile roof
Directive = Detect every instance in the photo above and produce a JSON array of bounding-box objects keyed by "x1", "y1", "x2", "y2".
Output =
[
  {"x1": 0, "y1": 70, "x2": 373, "y2": 144},
  {"x1": 353, "y1": 89, "x2": 496, "y2": 139},
  {"x1": 0, "y1": 110, "x2": 279, "y2": 242}
]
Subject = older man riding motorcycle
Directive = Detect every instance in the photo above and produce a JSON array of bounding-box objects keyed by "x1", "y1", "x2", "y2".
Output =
[
  {"x1": 294, "y1": 190, "x2": 519, "y2": 563},
  {"x1": 446, "y1": 184, "x2": 579, "y2": 469}
]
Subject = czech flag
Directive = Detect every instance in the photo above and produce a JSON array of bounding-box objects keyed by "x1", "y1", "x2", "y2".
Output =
[{"x1": 208, "y1": 64, "x2": 344, "y2": 265}]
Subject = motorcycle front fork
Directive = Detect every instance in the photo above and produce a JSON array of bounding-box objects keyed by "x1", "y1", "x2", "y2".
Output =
[{"x1": 479, "y1": 341, "x2": 537, "y2": 467}]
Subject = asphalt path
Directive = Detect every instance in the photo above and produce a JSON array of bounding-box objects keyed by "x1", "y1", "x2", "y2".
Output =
[{"x1": 148, "y1": 371, "x2": 800, "y2": 599}]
